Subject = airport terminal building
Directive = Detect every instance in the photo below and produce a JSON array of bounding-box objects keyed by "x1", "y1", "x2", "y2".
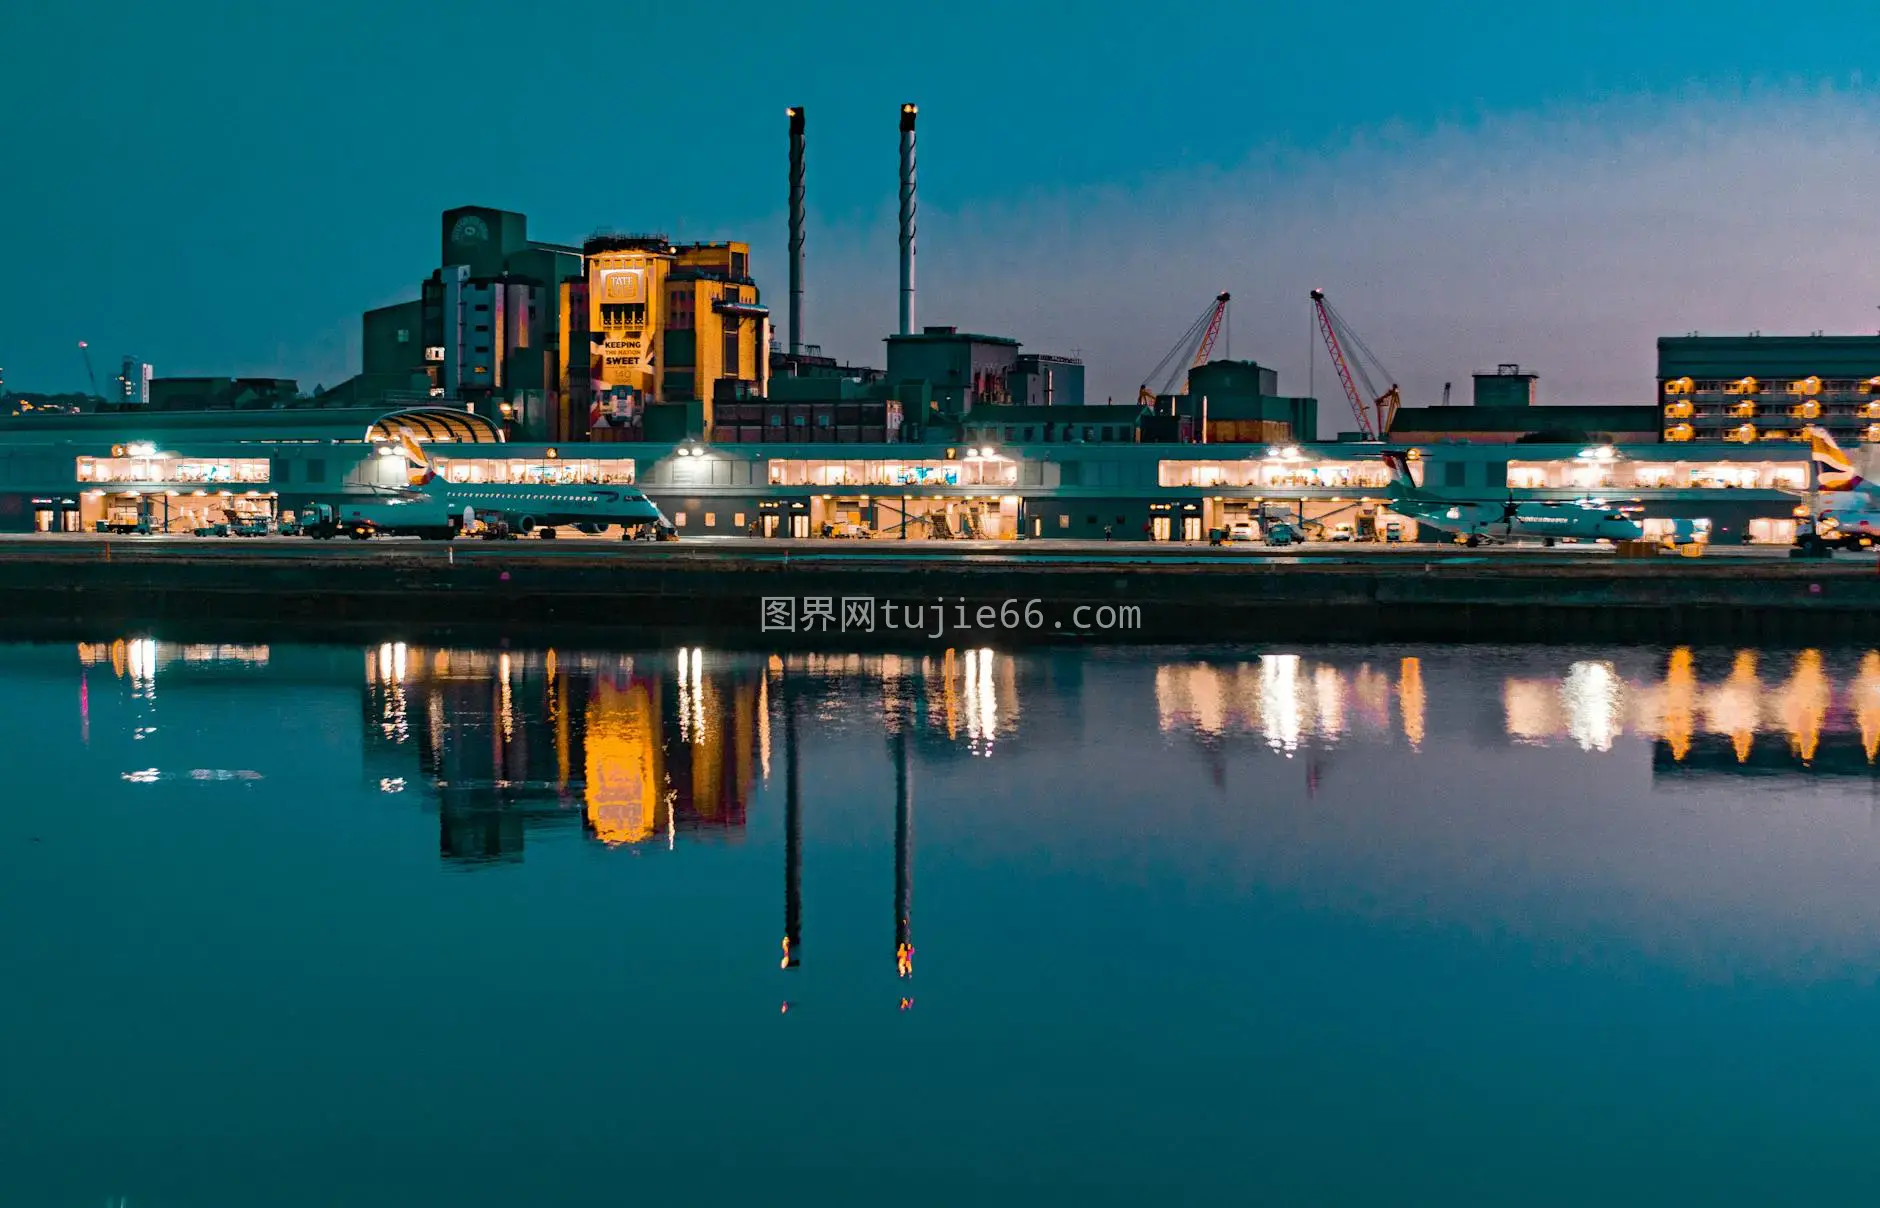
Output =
[{"x1": 0, "y1": 404, "x2": 1816, "y2": 544}]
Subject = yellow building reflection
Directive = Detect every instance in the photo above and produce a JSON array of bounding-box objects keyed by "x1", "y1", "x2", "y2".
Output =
[
  {"x1": 1856, "y1": 652, "x2": 1880, "y2": 763},
  {"x1": 1399, "y1": 658, "x2": 1425, "y2": 751},
  {"x1": 585, "y1": 679, "x2": 665, "y2": 845},
  {"x1": 1707, "y1": 651, "x2": 1760, "y2": 763},
  {"x1": 1661, "y1": 647, "x2": 1696, "y2": 762},
  {"x1": 1777, "y1": 650, "x2": 1829, "y2": 764}
]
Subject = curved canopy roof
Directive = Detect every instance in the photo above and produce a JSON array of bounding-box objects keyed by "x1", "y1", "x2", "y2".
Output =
[{"x1": 366, "y1": 406, "x2": 505, "y2": 444}]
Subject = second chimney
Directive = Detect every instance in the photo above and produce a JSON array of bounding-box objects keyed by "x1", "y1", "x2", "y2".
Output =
[
  {"x1": 787, "y1": 106, "x2": 806, "y2": 356},
  {"x1": 898, "y1": 103, "x2": 917, "y2": 336}
]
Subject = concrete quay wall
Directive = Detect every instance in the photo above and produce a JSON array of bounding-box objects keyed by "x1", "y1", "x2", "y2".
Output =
[{"x1": 0, "y1": 546, "x2": 1875, "y2": 646}]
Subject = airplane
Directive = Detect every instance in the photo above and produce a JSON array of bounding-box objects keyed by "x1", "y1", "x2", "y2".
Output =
[
  {"x1": 1378, "y1": 451, "x2": 1659, "y2": 547},
  {"x1": 329, "y1": 429, "x2": 674, "y2": 540},
  {"x1": 1799, "y1": 426, "x2": 1880, "y2": 551}
]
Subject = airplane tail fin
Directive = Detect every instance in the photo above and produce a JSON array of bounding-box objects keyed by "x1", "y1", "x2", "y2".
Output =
[
  {"x1": 396, "y1": 428, "x2": 436, "y2": 487},
  {"x1": 1379, "y1": 450, "x2": 1420, "y2": 494},
  {"x1": 1808, "y1": 426, "x2": 1869, "y2": 493}
]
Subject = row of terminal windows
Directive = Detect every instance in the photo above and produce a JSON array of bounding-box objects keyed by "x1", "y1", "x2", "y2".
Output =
[
  {"x1": 767, "y1": 459, "x2": 1019, "y2": 487},
  {"x1": 1505, "y1": 460, "x2": 1807, "y2": 491},
  {"x1": 76, "y1": 456, "x2": 271, "y2": 485},
  {"x1": 1157, "y1": 461, "x2": 1397, "y2": 489},
  {"x1": 37, "y1": 451, "x2": 1819, "y2": 496},
  {"x1": 435, "y1": 458, "x2": 636, "y2": 485}
]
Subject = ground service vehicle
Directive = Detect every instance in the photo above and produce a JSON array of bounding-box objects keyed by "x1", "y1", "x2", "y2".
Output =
[{"x1": 300, "y1": 499, "x2": 457, "y2": 541}]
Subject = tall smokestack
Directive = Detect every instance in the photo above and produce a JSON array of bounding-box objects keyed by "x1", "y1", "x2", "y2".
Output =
[
  {"x1": 787, "y1": 106, "x2": 806, "y2": 355},
  {"x1": 898, "y1": 103, "x2": 917, "y2": 336}
]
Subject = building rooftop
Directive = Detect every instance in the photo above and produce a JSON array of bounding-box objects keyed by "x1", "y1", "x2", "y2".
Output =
[
  {"x1": 1659, "y1": 335, "x2": 1880, "y2": 379},
  {"x1": 1390, "y1": 405, "x2": 1660, "y2": 439},
  {"x1": 885, "y1": 327, "x2": 1021, "y2": 347},
  {"x1": 584, "y1": 233, "x2": 672, "y2": 254},
  {"x1": 0, "y1": 405, "x2": 503, "y2": 445}
]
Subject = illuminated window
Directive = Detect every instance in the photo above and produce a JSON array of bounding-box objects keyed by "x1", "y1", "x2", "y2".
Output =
[
  {"x1": 1059, "y1": 514, "x2": 1070, "y2": 529},
  {"x1": 704, "y1": 512, "x2": 717, "y2": 527},
  {"x1": 75, "y1": 455, "x2": 271, "y2": 485},
  {"x1": 433, "y1": 457, "x2": 634, "y2": 485},
  {"x1": 1158, "y1": 459, "x2": 1391, "y2": 490},
  {"x1": 765, "y1": 458, "x2": 1016, "y2": 488},
  {"x1": 733, "y1": 513, "x2": 746, "y2": 527},
  {"x1": 1566, "y1": 463, "x2": 1613, "y2": 489},
  {"x1": 674, "y1": 512, "x2": 688, "y2": 526}
]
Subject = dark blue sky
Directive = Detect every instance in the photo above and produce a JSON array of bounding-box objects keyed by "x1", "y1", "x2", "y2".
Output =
[{"x1": 7, "y1": 0, "x2": 1879, "y2": 406}]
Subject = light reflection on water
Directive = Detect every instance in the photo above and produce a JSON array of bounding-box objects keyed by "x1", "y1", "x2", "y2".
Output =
[{"x1": 13, "y1": 638, "x2": 1880, "y2": 1205}]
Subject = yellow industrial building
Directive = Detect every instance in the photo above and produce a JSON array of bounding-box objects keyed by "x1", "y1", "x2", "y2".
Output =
[{"x1": 569, "y1": 235, "x2": 769, "y2": 440}]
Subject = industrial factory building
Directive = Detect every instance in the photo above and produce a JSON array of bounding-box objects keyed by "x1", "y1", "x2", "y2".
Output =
[{"x1": 348, "y1": 208, "x2": 770, "y2": 447}]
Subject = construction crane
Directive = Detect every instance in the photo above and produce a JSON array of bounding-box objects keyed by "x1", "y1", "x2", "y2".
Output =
[
  {"x1": 1139, "y1": 292, "x2": 1230, "y2": 407},
  {"x1": 1310, "y1": 289, "x2": 1400, "y2": 440},
  {"x1": 77, "y1": 340, "x2": 99, "y2": 398}
]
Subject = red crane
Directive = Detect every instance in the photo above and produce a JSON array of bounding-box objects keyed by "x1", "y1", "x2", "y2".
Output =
[
  {"x1": 1139, "y1": 292, "x2": 1230, "y2": 407},
  {"x1": 1311, "y1": 289, "x2": 1400, "y2": 440}
]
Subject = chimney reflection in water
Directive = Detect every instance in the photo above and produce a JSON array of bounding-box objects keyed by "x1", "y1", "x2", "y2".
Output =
[
  {"x1": 781, "y1": 671, "x2": 801, "y2": 973},
  {"x1": 895, "y1": 724, "x2": 914, "y2": 988}
]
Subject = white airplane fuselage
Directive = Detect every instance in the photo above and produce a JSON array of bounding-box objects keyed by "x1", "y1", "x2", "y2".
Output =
[
  {"x1": 438, "y1": 482, "x2": 667, "y2": 530},
  {"x1": 1387, "y1": 494, "x2": 1647, "y2": 544}
]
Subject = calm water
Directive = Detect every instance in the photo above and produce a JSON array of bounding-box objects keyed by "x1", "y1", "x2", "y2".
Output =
[{"x1": 6, "y1": 639, "x2": 1880, "y2": 1206}]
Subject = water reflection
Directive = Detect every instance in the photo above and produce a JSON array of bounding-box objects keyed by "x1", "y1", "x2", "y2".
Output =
[
  {"x1": 48, "y1": 634, "x2": 1880, "y2": 885},
  {"x1": 25, "y1": 636, "x2": 1880, "y2": 1202},
  {"x1": 69, "y1": 640, "x2": 1880, "y2": 814}
]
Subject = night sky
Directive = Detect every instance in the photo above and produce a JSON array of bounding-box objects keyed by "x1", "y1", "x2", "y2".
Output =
[{"x1": 7, "y1": 0, "x2": 1880, "y2": 406}]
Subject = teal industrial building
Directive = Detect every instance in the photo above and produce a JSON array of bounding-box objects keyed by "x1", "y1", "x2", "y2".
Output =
[{"x1": 0, "y1": 403, "x2": 1815, "y2": 545}]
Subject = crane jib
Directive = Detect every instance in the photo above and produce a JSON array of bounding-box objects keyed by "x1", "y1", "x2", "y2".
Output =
[
  {"x1": 1311, "y1": 291, "x2": 1400, "y2": 439},
  {"x1": 1140, "y1": 293, "x2": 1231, "y2": 403}
]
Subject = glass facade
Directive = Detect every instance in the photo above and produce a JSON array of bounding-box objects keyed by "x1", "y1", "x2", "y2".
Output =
[
  {"x1": 434, "y1": 457, "x2": 635, "y2": 485},
  {"x1": 76, "y1": 455, "x2": 271, "y2": 485},
  {"x1": 766, "y1": 458, "x2": 1018, "y2": 488},
  {"x1": 1157, "y1": 459, "x2": 1395, "y2": 489},
  {"x1": 1506, "y1": 458, "x2": 1806, "y2": 492}
]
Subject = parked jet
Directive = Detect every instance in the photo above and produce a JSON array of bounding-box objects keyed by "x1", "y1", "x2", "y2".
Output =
[
  {"x1": 1378, "y1": 451, "x2": 1653, "y2": 546},
  {"x1": 391, "y1": 428, "x2": 671, "y2": 539},
  {"x1": 1800, "y1": 427, "x2": 1880, "y2": 550}
]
